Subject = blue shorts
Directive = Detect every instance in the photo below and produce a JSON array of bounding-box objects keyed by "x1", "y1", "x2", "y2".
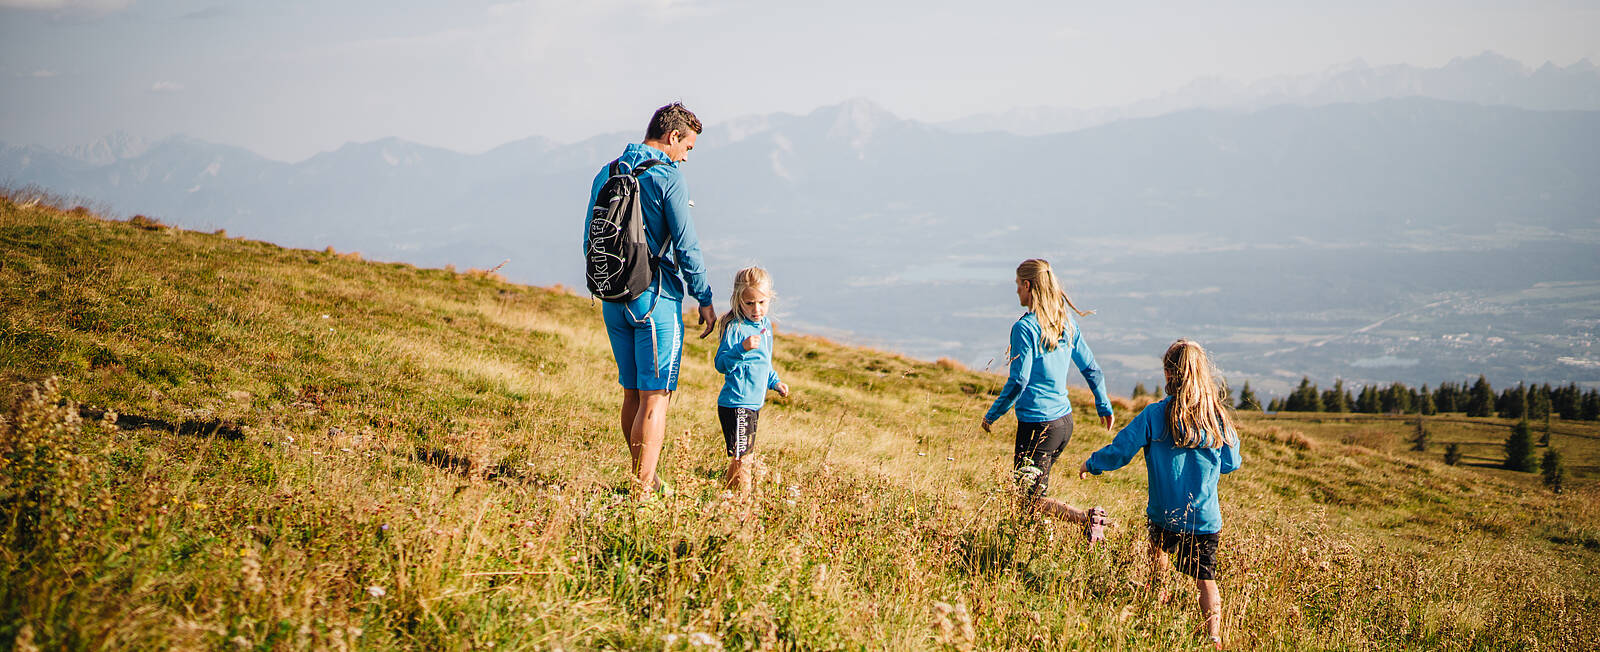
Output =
[{"x1": 602, "y1": 290, "x2": 684, "y2": 391}]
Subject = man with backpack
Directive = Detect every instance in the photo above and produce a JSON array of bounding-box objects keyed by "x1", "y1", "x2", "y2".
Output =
[{"x1": 583, "y1": 102, "x2": 715, "y2": 496}]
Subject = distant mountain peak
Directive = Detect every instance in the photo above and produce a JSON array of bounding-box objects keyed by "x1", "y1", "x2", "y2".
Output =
[
  {"x1": 1446, "y1": 50, "x2": 1529, "y2": 74},
  {"x1": 814, "y1": 98, "x2": 905, "y2": 150},
  {"x1": 59, "y1": 130, "x2": 149, "y2": 166}
]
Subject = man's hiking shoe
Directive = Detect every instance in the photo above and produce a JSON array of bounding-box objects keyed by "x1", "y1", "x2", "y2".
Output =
[{"x1": 1086, "y1": 506, "x2": 1108, "y2": 544}]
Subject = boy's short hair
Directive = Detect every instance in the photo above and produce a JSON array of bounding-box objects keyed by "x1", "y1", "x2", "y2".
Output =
[{"x1": 646, "y1": 102, "x2": 703, "y2": 140}]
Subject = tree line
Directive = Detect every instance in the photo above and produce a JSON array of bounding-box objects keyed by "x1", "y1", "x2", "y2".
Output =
[{"x1": 1225, "y1": 376, "x2": 1600, "y2": 421}]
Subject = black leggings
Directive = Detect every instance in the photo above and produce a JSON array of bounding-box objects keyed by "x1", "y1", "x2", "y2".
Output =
[{"x1": 1013, "y1": 415, "x2": 1074, "y2": 498}]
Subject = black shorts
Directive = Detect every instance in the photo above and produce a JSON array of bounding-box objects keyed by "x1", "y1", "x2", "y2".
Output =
[
  {"x1": 717, "y1": 406, "x2": 759, "y2": 458},
  {"x1": 1013, "y1": 415, "x2": 1073, "y2": 498},
  {"x1": 1148, "y1": 522, "x2": 1220, "y2": 580}
]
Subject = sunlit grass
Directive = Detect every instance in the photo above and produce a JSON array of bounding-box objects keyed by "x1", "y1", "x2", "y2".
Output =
[{"x1": 2, "y1": 193, "x2": 1597, "y2": 650}]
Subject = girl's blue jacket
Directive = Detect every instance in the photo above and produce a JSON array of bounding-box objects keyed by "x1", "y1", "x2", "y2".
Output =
[
  {"x1": 1084, "y1": 398, "x2": 1242, "y2": 534},
  {"x1": 715, "y1": 317, "x2": 782, "y2": 409},
  {"x1": 985, "y1": 312, "x2": 1111, "y2": 424}
]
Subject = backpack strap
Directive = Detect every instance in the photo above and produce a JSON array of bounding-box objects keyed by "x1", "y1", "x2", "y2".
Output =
[{"x1": 629, "y1": 158, "x2": 666, "y2": 177}]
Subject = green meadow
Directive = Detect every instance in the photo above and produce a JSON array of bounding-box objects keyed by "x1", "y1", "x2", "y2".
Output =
[{"x1": 2, "y1": 194, "x2": 1596, "y2": 650}]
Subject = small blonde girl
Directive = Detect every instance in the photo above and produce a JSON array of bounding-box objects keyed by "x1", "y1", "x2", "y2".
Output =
[
  {"x1": 1079, "y1": 339, "x2": 1241, "y2": 649},
  {"x1": 713, "y1": 267, "x2": 789, "y2": 496}
]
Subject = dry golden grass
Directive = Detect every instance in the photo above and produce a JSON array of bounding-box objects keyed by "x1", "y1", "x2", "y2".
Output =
[{"x1": 2, "y1": 194, "x2": 1597, "y2": 650}]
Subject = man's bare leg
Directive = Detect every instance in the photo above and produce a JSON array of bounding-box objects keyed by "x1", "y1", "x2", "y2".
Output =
[
  {"x1": 621, "y1": 389, "x2": 641, "y2": 449},
  {"x1": 629, "y1": 389, "x2": 671, "y2": 493}
]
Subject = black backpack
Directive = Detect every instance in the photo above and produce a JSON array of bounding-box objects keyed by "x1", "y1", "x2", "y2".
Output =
[{"x1": 585, "y1": 158, "x2": 665, "y2": 302}]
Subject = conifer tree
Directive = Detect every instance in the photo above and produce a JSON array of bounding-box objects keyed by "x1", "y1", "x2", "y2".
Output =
[
  {"x1": 1540, "y1": 412, "x2": 1552, "y2": 447},
  {"x1": 1498, "y1": 384, "x2": 1527, "y2": 420},
  {"x1": 1411, "y1": 415, "x2": 1429, "y2": 452},
  {"x1": 1321, "y1": 379, "x2": 1349, "y2": 413},
  {"x1": 1355, "y1": 385, "x2": 1380, "y2": 414},
  {"x1": 1529, "y1": 384, "x2": 1552, "y2": 420},
  {"x1": 1582, "y1": 390, "x2": 1600, "y2": 421},
  {"x1": 1267, "y1": 397, "x2": 1283, "y2": 412},
  {"x1": 1287, "y1": 378, "x2": 1321, "y2": 412},
  {"x1": 1542, "y1": 449, "x2": 1567, "y2": 493},
  {"x1": 1444, "y1": 443, "x2": 1462, "y2": 466},
  {"x1": 1504, "y1": 419, "x2": 1535, "y2": 472},
  {"x1": 1237, "y1": 382, "x2": 1260, "y2": 412},
  {"x1": 1435, "y1": 382, "x2": 1460, "y2": 413},
  {"x1": 1132, "y1": 382, "x2": 1147, "y2": 398},
  {"x1": 1554, "y1": 383, "x2": 1581, "y2": 420},
  {"x1": 1467, "y1": 376, "x2": 1494, "y2": 418},
  {"x1": 1418, "y1": 385, "x2": 1437, "y2": 415}
]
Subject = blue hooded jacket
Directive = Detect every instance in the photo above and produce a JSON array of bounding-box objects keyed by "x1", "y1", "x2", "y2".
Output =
[
  {"x1": 985, "y1": 312, "x2": 1112, "y2": 424},
  {"x1": 1085, "y1": 398, "x2": 1242, "y2": 534},
  {"x1": 583, "y1": 143, "x2": 714, "y2": 307},
  {"x1": 715, "y1": 317, "x2": 782, "y2": 409}
]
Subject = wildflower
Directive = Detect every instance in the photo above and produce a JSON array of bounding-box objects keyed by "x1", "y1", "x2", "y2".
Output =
[
  {"x1": 321, "y1": 315, "x2": 330, "y2": 319},
  {"x1": 367, "y1": 585, "x2": 386, "y2": 598}
]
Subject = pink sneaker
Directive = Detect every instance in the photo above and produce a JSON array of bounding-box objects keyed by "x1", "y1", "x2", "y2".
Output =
[{"x1": 1086, "y1": 506, "x2": 1108, "y2": 544}]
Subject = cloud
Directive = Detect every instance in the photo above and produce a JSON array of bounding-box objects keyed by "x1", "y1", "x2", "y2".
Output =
[
  {"x1": 0, "y1": 0, "x2": 132, "y2": 13},
  {"x1": 30, "y1": 69, "x2": 59, "y2": 78},
  {"x1": 149, "y1": 80, "x2": 184, "y2": 93}
]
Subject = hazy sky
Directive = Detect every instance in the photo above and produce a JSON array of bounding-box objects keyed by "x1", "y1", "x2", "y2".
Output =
[{"x1": 3, "y1": 0, "x2": 1596, "y2": 161}]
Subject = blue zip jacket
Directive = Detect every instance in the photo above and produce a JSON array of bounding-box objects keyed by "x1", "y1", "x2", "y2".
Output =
[
  {"x1": 1084, "y1": 398, "x2": 1242, "y2": 534},
  {"x1": 715, "y1": 317, "x2": 781, "y2": 409},
  {"x1": 985, "y1": 312, "x2": 1111, "y2": 424},
  {"x1": 583, "y1": 143, "x2": 714, "y2": 307}
]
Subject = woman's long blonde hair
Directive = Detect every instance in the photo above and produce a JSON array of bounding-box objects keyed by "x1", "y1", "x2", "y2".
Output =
[
  {"x1": 1163, "y1": 339, "x2": 1236, "y2": 448},
  {"x1": 1017, "y1": 259, "x2": 1092, "y2": 351},
  {"x1": 717, "y1": 266, "x2": 774, "y2": 339}
]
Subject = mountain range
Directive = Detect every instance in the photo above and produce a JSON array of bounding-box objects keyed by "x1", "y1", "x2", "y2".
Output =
[
  {"x1": 4, "y1": 53, "x2": 1598, "y2": 396},
  {"x1": 940, "y1": 51, "x2": 1600, "y2": 136}
]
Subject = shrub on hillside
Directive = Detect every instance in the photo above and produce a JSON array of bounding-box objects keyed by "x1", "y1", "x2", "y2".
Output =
[
  {"x1": 1541, "y1": 450, "x2": 1567, "y2": 493},
  {"x1": 1444, "y1": 443, "x2": 1462, "y2": 465},
  {"x1": 1411, "y1": 416, "x2": 1429, "y2": 452},
  {"x1": 1504, "y1": 419, "x2": 1536, "y2": 472},
  {"x1": 126, "y1": 214, "x2": 167, "y2": 231}
]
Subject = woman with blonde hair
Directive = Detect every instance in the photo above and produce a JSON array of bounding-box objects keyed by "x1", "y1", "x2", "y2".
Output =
[
  {"x1": 980, "y1": 259, "x2": 1114, "y2": 539},
  {"x1": 1079, "y1": 339, "x2": 1242, "y2": 649}
]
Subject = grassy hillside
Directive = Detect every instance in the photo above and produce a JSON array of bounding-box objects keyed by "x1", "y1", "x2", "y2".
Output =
[{"x1": 2, "y1": 194, "x2": 1597, "y2": 650}]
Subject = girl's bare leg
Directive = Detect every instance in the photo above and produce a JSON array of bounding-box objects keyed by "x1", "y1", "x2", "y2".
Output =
[
  {"x1": 1197, "y1": 579, "x2": 1223, "y2": 648},
  {"x1": 1147, "y1": 539, "x2": 1172, "y2": 604},
  {"x1": 1035, "y1": 497, "x2": 1088, "y2": 522},
  {"x1": 724, "y1": 453, "x2": 756, "y2": 496}
]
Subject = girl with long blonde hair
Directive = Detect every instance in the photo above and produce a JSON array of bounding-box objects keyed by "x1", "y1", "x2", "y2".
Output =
[
  {"x1": 712, "y1": 267, "x2": 790, "y2": 497},
  {"x1": 980, "y1": 259, "x2": 1115, "y2": 539},
  {"x1": 1078, "y1": 339, "x2": 1241, "y2": 649}
]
